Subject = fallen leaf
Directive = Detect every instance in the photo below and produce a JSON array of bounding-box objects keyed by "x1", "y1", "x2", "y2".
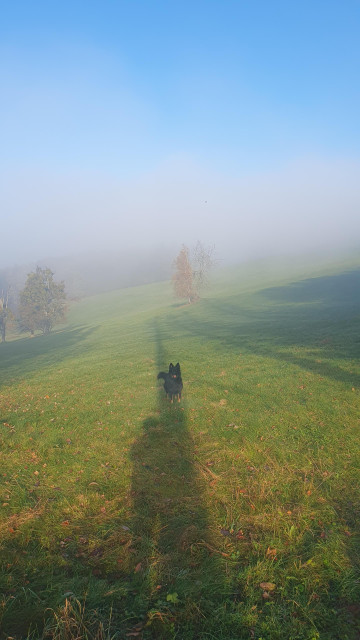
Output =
[
  {"x1": 260, "y1": 582, "x2": 276, "y2": 591},
  {"x1": 134, "y1": 562, "x2": 142, "y2": 573}
]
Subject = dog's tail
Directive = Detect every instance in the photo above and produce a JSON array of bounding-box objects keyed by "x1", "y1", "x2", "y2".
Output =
[{"x1": 157, "y1": 372, "x2": 167, "y2": 380}]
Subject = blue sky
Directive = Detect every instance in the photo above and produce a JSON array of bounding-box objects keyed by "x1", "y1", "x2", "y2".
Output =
[{"x1": 1, "y1": 0, "x2": 360, "y2": 265}]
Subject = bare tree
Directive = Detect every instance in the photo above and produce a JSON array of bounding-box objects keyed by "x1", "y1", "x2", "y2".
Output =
[{"x1": 192, "y1": 241, "x2": 217, "y2": 298}]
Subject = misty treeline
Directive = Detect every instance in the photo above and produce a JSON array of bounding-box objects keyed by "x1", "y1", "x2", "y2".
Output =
[
  {"x1": 0, "y1": 247, "x2": 175, "y2": 340},
  {"x1": 0, "y1": 247, "x2": 174, "y2": 303},
  {"x1": 0, "y1": 242, "x2": 215, "y2": 341},
  {"x1": 172, "y1": 241, "x2": 216, "y2": 303}
]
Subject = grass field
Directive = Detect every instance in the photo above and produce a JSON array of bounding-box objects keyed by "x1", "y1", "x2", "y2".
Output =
[{"x1": 1, "y1": 256, "x2": 360, "y2": 639}]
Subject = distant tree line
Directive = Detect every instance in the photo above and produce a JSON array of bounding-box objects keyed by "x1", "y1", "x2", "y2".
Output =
[
  {"x1": 0, "y1": 267, "x2": 67, "y2": 342},
  {"x1": 0, "y1": 247, "x2": 174, "y2": 304},
  {"x1": 0, "y1": 243, "x2": 216, "y2": 341}
]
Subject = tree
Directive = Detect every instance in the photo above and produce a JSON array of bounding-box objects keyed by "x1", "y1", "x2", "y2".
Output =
[
  {"x1": 192, "y1": 241, "x2": 217, "y2": 298},
  {"x1": 19, "y1": 267, "x2": 67, "y2": 336},
  {"x1": 172, "y1": 245, "x2": 195, "y2": 304},
  {"x1": 172, "y1": 242, "x2": 216, "y2": 303},
  {"x1": 0, "y1": 288, "x2": 11, "y2": 342}
]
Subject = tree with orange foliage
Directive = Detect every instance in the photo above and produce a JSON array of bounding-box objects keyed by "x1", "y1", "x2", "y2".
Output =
[{"x1": 172, "y1": 245, "x2": 195, "y2": 304}]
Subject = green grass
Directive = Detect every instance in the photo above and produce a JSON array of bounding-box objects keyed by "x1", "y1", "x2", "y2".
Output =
[{"x1": 1, "y1": 257, "x2": 360, "y2": 639}]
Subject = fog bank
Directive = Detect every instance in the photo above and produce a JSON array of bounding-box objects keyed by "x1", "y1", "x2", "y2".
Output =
[{"x1": 1, "y1": 156, "x2": 359, "y2": 270}]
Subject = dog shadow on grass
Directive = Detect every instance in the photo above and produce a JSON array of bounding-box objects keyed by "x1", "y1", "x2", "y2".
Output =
[{"x1": 128, "y1": 322, "x2": 229, "y2": 635}]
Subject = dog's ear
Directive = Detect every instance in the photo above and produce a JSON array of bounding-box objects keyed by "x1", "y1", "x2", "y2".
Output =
[
  {"x1": 175, "y1": 363, "x2": 180, "y2": 370},
  {"x1": 169, "y1": 362, "x2": 174, "y2": 368}
]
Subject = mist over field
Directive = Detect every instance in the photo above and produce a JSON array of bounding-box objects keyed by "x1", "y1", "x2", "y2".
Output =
[
  {"x1": 1, "y1": 156, "x2": 360, "y2": 271},
  {"x1": 1, "y1": 156, "x2": 360, "y2": 289}
]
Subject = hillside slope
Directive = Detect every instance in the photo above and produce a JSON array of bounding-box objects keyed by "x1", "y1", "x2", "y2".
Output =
[{"x1": 0, "y1": 256, "x2": 360, "y2": 639}]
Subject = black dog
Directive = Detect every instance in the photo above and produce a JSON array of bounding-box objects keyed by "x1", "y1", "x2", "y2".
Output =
[{"x1": 157, "y1": 362, "x2": 183, "y2": 403}]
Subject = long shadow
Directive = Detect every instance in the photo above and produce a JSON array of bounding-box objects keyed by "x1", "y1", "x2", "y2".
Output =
[
  {"x1": 166, "y1": 270, "x2": 360, "y2": 387},
  {"x1": 0, "y1": 325, "x2": 99, "y2": 390},
  {"x1": 261, "y1": 268, "x2": 360, "y2": 307},
  {"x1": 128, "y1": 321, "x2": 228, "y2": 637},
  {"x1": 0, "y1": 324, "x2": 229, "y2": 639}
]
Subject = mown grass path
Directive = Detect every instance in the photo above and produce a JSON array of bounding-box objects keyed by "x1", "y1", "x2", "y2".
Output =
[{"x1": 1, "y1": 261, "x2": 360, "y2": 639}]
